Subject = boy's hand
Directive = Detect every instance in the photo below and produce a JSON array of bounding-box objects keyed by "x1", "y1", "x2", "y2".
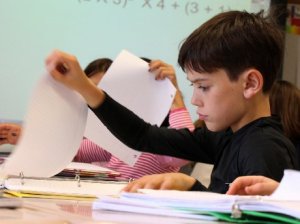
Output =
[
  {"x1": 226, "y1": 176, "x2": 279, "y2": 195},
  {"x1": 122, "y1": 173, "x2": 196, "y2": 192},
  {"x1": 45, "y1": 50, "x2": 90, "y2": 93},
  {"x1": 45, "y1": 50, "x2": 105, "y2": 108}
]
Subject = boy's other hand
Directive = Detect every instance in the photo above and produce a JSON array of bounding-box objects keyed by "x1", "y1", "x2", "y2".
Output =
[
  {"x1": 226, "y1": 175, "x2": 279, "y2": 196},
  {"x1": 122, "y1": 173, "x2": 196, "y2": 193}
]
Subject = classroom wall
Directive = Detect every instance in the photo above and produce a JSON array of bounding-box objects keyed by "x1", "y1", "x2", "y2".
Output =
[
  {"x1": 0, "y1": 0, "x2": 270, "y2": 124},
  {"x1": 283, "y1": 34, "x2": 300, "y2": 88}
]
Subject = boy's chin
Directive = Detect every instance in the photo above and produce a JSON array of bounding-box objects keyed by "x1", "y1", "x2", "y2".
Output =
[{"x1": 206, "y1": 123, "x2": 227, "y2": 132}]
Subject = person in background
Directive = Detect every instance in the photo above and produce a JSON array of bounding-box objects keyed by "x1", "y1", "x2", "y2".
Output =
[
  {"x1": 45, "y1": 10, "x2": 297, "y2": 193},
  {"x1": 74, "y1": 57, "x2": 194, "y2": 179},
  {"x1": 0, "y1": 123, "x2": 21, "y2": 145},
  {"x1": 270, "y1": 79, "x2": 300, "y2": 164}
]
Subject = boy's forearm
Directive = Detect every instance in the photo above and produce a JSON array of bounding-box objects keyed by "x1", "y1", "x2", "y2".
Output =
[{"x1": 78, "y1": 80, "x2": 106, "y2": 109}]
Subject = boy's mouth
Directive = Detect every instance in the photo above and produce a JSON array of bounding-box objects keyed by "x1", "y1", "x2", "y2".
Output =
[{"x1": 198, "y1": 113, "x2": 207, "y2": 120}]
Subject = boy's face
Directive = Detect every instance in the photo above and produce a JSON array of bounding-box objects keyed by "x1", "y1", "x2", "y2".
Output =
[{"x1": 187, "y1": 69, "x2": 247, "y2": 132}]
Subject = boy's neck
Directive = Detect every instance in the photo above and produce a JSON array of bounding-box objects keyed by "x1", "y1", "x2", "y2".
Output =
[{"x1": 231, "y1": 95, "x2": 271, "y2": 132}]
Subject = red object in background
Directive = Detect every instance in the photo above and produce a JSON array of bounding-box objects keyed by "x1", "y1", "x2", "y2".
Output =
[{"x1": 290, "y1": 5, "x2": 300, "y2": 26}]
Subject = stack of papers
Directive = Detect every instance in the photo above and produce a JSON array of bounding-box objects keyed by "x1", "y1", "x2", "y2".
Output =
[
  {"x1": 93, "y1": 170, "x2": 300, "y2": 223},
  {"x1": 57, "y1": 162, "x2": 121, "y2": 179}
]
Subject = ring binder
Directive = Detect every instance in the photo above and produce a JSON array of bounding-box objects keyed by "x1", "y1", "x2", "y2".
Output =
[
  {"x1": 75, "y1": 173, "x2": 81, "y2": 187},
  {"x1": 3, "y1": 175, "x2": 128, "y2": 200},
  {"x1": 3, "y1": 163, "x2": 130, "y2": 200},
  {"x1": 231, "y1": 203, "x2": 242, "y2": 219},
  {"x1": 19, "y1": 172, "x2": 25, "y2": 185}
]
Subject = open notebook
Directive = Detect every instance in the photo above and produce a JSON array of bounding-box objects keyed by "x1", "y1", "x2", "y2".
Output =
[
  {"x1": 3, "y1": 176, "x2": 126, "y2": 200},
  {"x1": 93, "y1": 170, "x2": 300, "y2": 223},
  {"x1": 2, "y1": 162, "x2": 127, "y2": 200}
]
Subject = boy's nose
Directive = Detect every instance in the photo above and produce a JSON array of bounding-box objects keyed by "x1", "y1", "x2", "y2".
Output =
[{"x1": 191, "y1": 91, "x2": 203, "y2": 107}]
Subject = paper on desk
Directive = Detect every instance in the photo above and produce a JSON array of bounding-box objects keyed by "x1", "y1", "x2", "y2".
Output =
[
  {"x1": 238, "y1": 170, "x2": 300, "y2": 220},
  {"x1": 94, "y1": 196, "x2": 217, "y2": 221},
  {"x1": 85, "y1": 50, "x2": 176, "y2": 166},
  {"x1": 93, "y1": 190, "x2": 237, "y2": 218},
  {"x1": 65, "y1": 162, "x2": 117, "y2": 173},
  {"x1": 4, "y1": 177, "x2": 126, "y2": 200},
  {"x1": 95, "y1": 188, "x2": 300, "y2": 221},
  {"x1": 270, "y1": 169, "x2": 300, "y2": 201},
  {"x1": 1, "y1": 74, "x2": 88, "y2": 178}
]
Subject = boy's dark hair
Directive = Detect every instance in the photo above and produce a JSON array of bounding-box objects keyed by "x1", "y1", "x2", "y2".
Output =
[
  {"x1": 84, "y1": 58, "x2": 113, "y2": 77},
  {"x1": 178, "y1": 10, "x2": 284, "y2": 93}
]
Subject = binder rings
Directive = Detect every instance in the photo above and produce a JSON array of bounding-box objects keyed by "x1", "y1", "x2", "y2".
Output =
[
  {"x1": 3, "y1": 175, "x2": 127, "y2": 200},
  {"x1": 2, "y1": 162, "x2": 128, "y2": 200}
]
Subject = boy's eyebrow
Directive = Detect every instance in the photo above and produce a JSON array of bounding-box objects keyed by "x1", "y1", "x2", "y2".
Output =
[{"x1": 187, "y1": 77, "x2": 208, "y2": 83}]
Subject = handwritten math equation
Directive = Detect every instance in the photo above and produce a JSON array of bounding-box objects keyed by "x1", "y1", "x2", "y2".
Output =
[{"x1": 77, "y1": 0, "x2": 233, "y2": 16}]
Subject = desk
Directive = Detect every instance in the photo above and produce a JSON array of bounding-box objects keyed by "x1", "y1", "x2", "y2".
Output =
[{"x1": 0, "y1": 198, "x2": 220, "y2": 224}]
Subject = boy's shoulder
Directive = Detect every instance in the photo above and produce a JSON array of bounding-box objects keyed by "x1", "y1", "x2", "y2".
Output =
[
  {"x1": 236, "y1": 116, "x2": 296, "y2": 158},
  {"x1": 239, "y1": 116, "x2": 283, "y2": 137}
]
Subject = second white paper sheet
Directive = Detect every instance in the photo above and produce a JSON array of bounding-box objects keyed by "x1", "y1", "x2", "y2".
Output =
[{"x1": 84, "y1": 50, "x2": 176, "y2": 166}]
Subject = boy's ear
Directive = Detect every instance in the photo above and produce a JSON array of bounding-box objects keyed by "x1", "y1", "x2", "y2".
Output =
[{"x1": 242, "y1": 69, "x2": 263, "y2": 99}]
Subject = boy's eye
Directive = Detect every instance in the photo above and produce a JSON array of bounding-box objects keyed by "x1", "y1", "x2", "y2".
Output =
[
  {"x1": 199, "y1": 86, "x2": 209, "y2": 91},
  {"x1": 190, "y1": 83, "x2": 210, "y2": 92}
]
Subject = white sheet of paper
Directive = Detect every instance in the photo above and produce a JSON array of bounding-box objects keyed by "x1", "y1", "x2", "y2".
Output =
[
  {"x1": 85, "y1": 50, "x2": 176, "y2": 166},
  {"x1": 65, "y1": 162, "x2": 117, "y2": 173},
  {"x1": 2, "y1": 74, "x2": 88, "y2": 178},
  {"x1": 95, "y1": 187, "x2": 300, "y2": 220},
  {"x1": 270, "y1": 169, "x2": 300, "y2": 201}
]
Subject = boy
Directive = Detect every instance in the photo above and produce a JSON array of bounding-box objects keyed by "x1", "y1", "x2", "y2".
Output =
[{"x1": 45, "y1": 10, "x2": 297, "y2": 193}]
